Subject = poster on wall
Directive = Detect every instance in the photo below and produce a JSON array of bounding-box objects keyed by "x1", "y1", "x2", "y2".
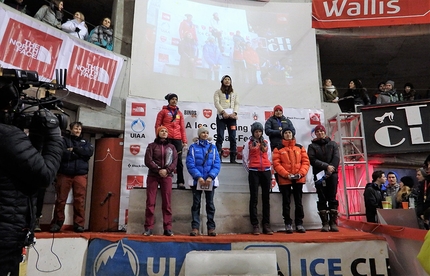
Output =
[{"x1": 118, "y1": 96, "x2": 324, "y2": 229}]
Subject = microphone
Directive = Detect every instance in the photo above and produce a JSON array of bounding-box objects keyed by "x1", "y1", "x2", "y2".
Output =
[{"x1": 100, "y1": 192, "x2": 112, "y2": 206}]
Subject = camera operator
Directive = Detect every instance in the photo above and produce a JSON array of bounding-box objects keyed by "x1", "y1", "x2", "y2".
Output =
[{"x1": 0, "y1": 81, "x2": 63, "y2": 276}]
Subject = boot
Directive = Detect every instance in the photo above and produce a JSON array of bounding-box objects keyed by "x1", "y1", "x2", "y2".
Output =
[
  {"x1": 230, "y1": 152, "x2": 238, "y2": 164},
  {"x1": 318, "y1": 210, "x2": 330, "y2": 232},
  {"x1": 34, "y1": 217, "x2": 41, "y2": 232},
  {"x1": 329, "y1": 209, "x2": 339, "y2": 232}
]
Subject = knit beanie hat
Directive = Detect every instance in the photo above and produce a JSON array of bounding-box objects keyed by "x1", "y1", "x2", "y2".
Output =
[
  {"x1": 273, "y1": 105, "x2": 283, "y2": 112},
  {"x1": 251, "y1": 122, "x2": 264, "y2": 134},
  {"x1": 282, "y1": 126, "x2": 296, "y2": 137},
  {"x1": 314, "y1": 125, "x2": 326, "y2": 133},
  {"x1": 221, "y1": 75, "x2": 231, "y2": 83},
  {"x1": 165, "y1": 93, "x2": 178, "y2": 102},
  {"x1": 157, "y1": 126, "x2": 168, "y2": 136},
  {"x1": 386, "y1": 80, "x2": 395, "y2": 88},
  {"x1": 198, "y1": 126, "x2": 209, "y2": 137},
  {"x1": 400, "y1": 176, "x2": 414, "y2": 189}
]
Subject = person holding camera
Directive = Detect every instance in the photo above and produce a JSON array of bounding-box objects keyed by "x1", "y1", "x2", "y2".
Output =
[
  {"x1": 50, "y1": 122, "x2": 94, "y2": 233},
  {"x1": 272, "y1": 126, "x2": 310, "y2": 234},
  {"x1": 61, "y1": 11, "x2": 88, "y2": 40},
  {"x1": 0, "y1": 81, "x2": 63, "y2": 275},
  {"x1": 242, "y1": 122, "x2": 273, "y2": 235},
  {"x1": 307, "y1": 124, "x2": 340, "y2": 232}
]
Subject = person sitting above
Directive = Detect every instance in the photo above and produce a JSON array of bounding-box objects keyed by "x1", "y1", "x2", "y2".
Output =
[
  {"x1": 62, "y1": 12, "x2": 88, "y2": 40},
  {"x1": 3, "y1": 0, "x2": 30, "y2": 14},
  {"x1": 377, "y1": 80, "x2": 401, "y2": 104},
  {"x1": 88, "y1": 17, "x2": 114, "y2": 51},
  {"x1": 343, "y1": 79, "x2": 370, "y2": 105},
  {"x1": 401, "y1": 82, "x2": 417, "y2": 101},
  {"x1": 371, "y1": 82, "x2": 385, "y2": 104},
  {"x1": 34, "y1": 0, "x2": 63, "y2": 29},
  {"x1": 322, "y1": 79, "x2": 339, "y2": 103}
]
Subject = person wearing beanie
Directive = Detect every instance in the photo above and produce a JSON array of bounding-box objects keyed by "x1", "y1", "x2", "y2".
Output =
[
  {"x1": 143, "y1": 126, "x2": 178, "y2": 236},
  {"x1": 186, "y1": 127, "x2": 221, "y2": 236},
  {"x1": 307, "y1": 124, "x2": 340, "y2": 232},
  {"x1": 214, "y1": 75, "x2": 240, "y2": 163},
  {"x1": 265, "y1": 105, "x2": 295, "y2": 153},
  {"x1": 155, "y1": 93, "x2": 188, "y2": 189},
  {"x1": 377, "y1": 80, "x2": 401, "y2": 104},
  {"x1": 381, "y1": 171, "x2": 400, "y2": 209},
  {"x1": 396, "y1": 176, "x2": 414, "y2": 208},
  {"x1": 273, "y1": 127, "x2": 310, "y2": 234},
  {"x1": 415, "y1": 168, "x2": 430, "y2": 229},
  {"x1": 242, "y1": 122, "x2": 273, "y2": 235},
  {"x1": 344, "y1": 79, "x2": 370, "y2": 106},
  {"x1": 401, "y1": 82, "x2": 416, "y2": 101},
  {"x1": 371, "y1": 82, "x2": 385, "y2": 104}
]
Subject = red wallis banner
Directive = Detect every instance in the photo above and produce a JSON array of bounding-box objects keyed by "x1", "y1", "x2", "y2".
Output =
[{"x1": 312, "y1": 0, "x2": 430, "y2": 29}]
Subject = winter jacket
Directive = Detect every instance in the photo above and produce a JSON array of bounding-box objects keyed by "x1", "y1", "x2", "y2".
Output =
[
  {"x1": 416, "y1": 179, "x2": 430, "y2": 218},
  {"x1": 88, "y1": 25, "x2": 114, "y2": 51},
  {"x1": 364, "y1": 182, "x2": 383, "y2": 223},
  {"x1": 272, "y1": 139, "x2": 310, "y2": 185},
  {"x1": 242, "y1": 137, "x2": 272, "y2": 172},
  {"x1": 0, "y1": 124, "x2": 63, "y2": 248},
  {"x1": 155, "y1": 105, "x2": 187, "y2": 143},
  {"x1": 376, "y1": 90, "x2": 401, "y2": 104},
  {"x1": 186, "y1": 138, "x2": 221, "y2": 186},
  {"x1": 34, "y1": 5, "x2": 62, "y2": 29},
  {"x1": 214, "y1": 89, "x2": 239, "y2": 115},
  {"x1": 264, "y1": 115, "x2": 295, "y2": 150},
  {"x1": 144, "y1": 137, "x2": 178, "y2": 177},
  {"x1": 307, "y1": 137, "x2": 340, "y2": 176},
  {"x1": 58, "y1": 132, "x2": 93, "y2": 176},
  {"x1": 62, "y1": 19, "x2": 88, "y2": 40}
]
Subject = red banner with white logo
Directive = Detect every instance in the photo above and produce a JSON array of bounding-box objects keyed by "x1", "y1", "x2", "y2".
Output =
[
  {"x1": 0, "y1": 7, "x2": 123, "y2": 105},
  {"x1": 312, "y1": 0, "x2": 430, "y2": 29}
]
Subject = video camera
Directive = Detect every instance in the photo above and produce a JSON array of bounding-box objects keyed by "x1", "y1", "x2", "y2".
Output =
[{"x1": 0, "y1": 67, "x2": 69, "y2": 131}]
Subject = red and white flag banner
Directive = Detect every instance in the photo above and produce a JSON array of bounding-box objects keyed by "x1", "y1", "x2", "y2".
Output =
[{"x1": 312, "y1": 0, "x2": 430, "y2": 29}]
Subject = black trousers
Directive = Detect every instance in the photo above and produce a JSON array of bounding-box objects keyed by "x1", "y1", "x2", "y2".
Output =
[
  {"x1": 279, "y1": 183, "x2": 304, "y2": 226},
  {"x1": 0, "y1": 245, "x2": 22, "y2": 276}
]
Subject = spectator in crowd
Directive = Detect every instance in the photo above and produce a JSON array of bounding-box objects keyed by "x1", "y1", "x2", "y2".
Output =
[
  {"x1": 186, "y1": 127, "x2": 221, "y2": 236},
  {"x1": 34, "y1": 0, "x2": 63, "y2": 29},
  {"x1": 0, "y1": 81, "x2": 63, "y2": 275},
  {"x1": 243, "y1": 42, "x2": 259, "y2": 84},
  {"x1": 88, "y1": 17, "x2": 114, "y2": 51},
  {"x1": 50, "y1": 122, "x2": 94, "y2": 233},
  {"x1": 322, "y1": 79, "x2": 339, "y2": 103},
  {"x1": 3, "y1": 0, "x2": 30, "y2": 14},
  {"x1": 364, "y1": 170, "x2": 386, "y2": 223},
  {"x1": 308, "y1": 124, "x2": 340, "y2": 232},
  {"x1": 395, "y1": 176, "x2": 414, "y2": 208},
  {"x1": 214, "y1": 75, "x2": 239, "y2": 163},
  {"x1": 143, "y1": 126, "x2": 178, "y2": 236},
  {"x1": 381, "y1": 171, "x2": 400, "y2": 209},
  {"x1": 203, "y1": 36, "x2": 222, "y2": 81},
  {"x1": 155, "y1": 93, "x2": 187, "y2": 189},
  {"x1": 415, "y1": 168, "x2": 430, "y2": 229},
  {"x1": 371, "y1": 82, "x2": 385, "y2": 104},
  {"x1": 344, "y1": 78, "x2": 370, "y2": 105},
  {"x1": 62, "y1": 11, "x2": 88, "y2": 40},
  {"x1": 179, "y1": 14, "x2": 197, "y2": 42},
  {"x1": 377, "y1": 80, "x2": 400, "y2": 104},
  {"x1": 265, "y1": 105, "x2": 295, "y2": 151},
  {"x1": 178, "y1": 31, "x2": 198, "y2": 78},
  {"x1": 401, "y1": 82, "x2": 416, "y2": 101},
  {"x1": 242, "y1": 122, "x2": 273, "y2": 235},
  {"x1": 272, "y1": 126, "x2": 310, "y2": 234}
]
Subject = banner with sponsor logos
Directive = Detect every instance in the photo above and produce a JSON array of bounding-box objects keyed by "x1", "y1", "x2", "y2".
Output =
[
  {"x1": 312, "y1": 0, "x2": 430, "y2": 29},
  {"x1": 358, "y1": 100, "x2": 430, "y2": 154},
  {"x1": 119, "y1": 96, "x2": 324, "y2": 228},
  {"x1": 84, "y1": 238, "x2": 388, "y2": 276},
  {"x1": 0, "y1": 6, "x2": 123, "y2": 105}
]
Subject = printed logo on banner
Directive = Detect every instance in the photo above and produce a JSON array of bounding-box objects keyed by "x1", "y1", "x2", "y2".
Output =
[
  {"x1": 252, "y1": 112, "x2": 258, "y2": 120},
  {"x1": 0, "y1": 19, "x2": 62, "y2": 79},
  {"x1": 309, "y1": 113, "x2": 321, "y2": 125},
  {"x1": 265, "y1": 111, "x2": 273, "y2": 120},
  {"x1": 203, "y1": 109, "x2": 212, "y2": 118},
  {"x1": 130, "y1": 145, "x2": 141, "y2": 155},
  {"x1": 67, "y1": 45, "x2": 117, "y2": 99},
  {"x1": 184, "y1": 110, "x2": 197, "y2": 117},
  {"x1": 93, "y1": 240, "x2": 140, "y2": 276},
  {"x1": 131, "y1": 118, "x2": 146, "y2": 133},
  {"x1": 131, "y1": 103, "x2": 146, "y2": 116},
  {"x1": 127, "y1": 175, "x2": 144, "y2": 189}
]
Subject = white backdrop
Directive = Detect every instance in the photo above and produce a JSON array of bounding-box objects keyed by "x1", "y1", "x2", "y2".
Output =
[{"x1": 119, "y1": 96, "x2": 324, "y2": 228}]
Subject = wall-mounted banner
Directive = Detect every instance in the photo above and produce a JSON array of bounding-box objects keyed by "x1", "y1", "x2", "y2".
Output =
[
  {"x1": 119, "y1": 97, "x2": 324, "y2": 228},
  {"x1": 0, "y1": 7, "x2": 123, "y2": 105},
  {"x1": 312, "y1": 0, "x2": 430, "y2": 29},
  {"x1": 358, "y1": 100, "x2": 430, "y2": 154}
]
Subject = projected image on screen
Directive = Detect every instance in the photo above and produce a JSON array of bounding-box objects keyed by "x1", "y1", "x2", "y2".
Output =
[{"x1": 146, "y1": 0, "x2": 294, "y2": 86}]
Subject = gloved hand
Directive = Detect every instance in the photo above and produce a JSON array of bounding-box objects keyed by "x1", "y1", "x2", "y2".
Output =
[{"x1": 75, "y1": 27, "x2": 81, "y2": 33}]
